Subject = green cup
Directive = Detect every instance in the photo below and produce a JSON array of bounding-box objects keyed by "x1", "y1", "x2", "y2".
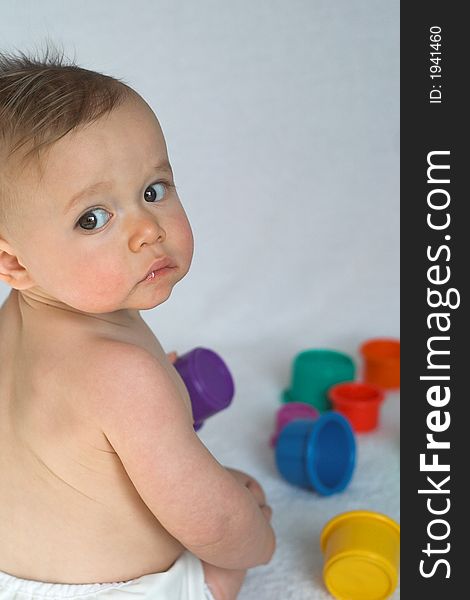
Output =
[{"x1": 282, "y1": 349, "x2": 356, "y2": 412}]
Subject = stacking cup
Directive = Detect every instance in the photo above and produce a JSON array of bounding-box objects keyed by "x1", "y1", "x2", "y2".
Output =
[
  {"x1": 283, "y1": 349, "x2": 355, "y2": 412},
  {"x1": 321, "y1": 510, "x2": 400, "y2": 600},
  {"x1": 360, "y1": 338, "x2": 400, "y2": 390},
  {"x1": 269, "y1": 402, "x2": 320, "y2": 447},
  {"x1": 174, "y1": 347, "x2": 235, "y2": 430},
  {"x1": 328, "y1": 382, "x2": 385, "y2": 432},
  {"x1": 274, "y1": 413, "x2": 356, "y2": 495}
]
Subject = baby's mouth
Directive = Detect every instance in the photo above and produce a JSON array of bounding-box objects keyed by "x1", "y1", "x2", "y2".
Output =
[{"x1": 140, "y1": 256, "x2": 176, "y2": 283}]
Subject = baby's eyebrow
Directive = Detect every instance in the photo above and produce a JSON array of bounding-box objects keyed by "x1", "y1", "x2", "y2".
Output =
[{"x1": 64, "y1": 160, "x2": 173, "y2": 214}]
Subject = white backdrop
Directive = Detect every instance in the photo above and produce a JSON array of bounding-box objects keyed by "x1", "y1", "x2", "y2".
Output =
[{"x1": 1, "y1": 2, "x2": 399, "y2": 598}]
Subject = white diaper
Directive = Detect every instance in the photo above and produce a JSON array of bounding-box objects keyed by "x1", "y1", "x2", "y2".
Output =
[{"x1": 0, "y1": 551, "x2": 215, "y2": 600}]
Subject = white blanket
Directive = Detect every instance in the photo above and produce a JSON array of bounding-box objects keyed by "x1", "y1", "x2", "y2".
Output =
[{"x1": 198, "y1": 348, "x2": 400, "y2": 600}]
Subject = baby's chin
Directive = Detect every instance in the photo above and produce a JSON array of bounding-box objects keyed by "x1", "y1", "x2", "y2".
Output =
[
  {"x1": 128, "y1": 280, "x2": 181, "y2": 312},
  {"x1": 135, "y1": 288, "x2": 174, "y2": 311},
  {"x1": 76, "y1": 292, "x2": 173, "y2": 314},
  {"x1": 45, "y1": 273, "x2": 184, "y2": 314}
]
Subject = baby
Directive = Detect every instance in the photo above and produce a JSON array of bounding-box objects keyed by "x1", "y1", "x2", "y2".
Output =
[{"x1": 0, "y1": 48, "x2": 275, "y2": 600}]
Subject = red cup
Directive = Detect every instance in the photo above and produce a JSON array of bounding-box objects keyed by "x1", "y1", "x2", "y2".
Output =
[
  {"x1": 328, "y1": 382, "x2": 384, "y2": 432},
  {"x1": 360, "y1": 338, "x2": 400, "y2": 390}
]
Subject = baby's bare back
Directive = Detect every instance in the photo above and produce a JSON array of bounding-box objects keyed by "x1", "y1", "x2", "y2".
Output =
[{"x1": 0, "y1": 291, "x2": 186, "y2": 584}]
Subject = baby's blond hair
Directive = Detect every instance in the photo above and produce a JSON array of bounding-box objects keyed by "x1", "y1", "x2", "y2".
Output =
[{"x1": 0, "y1": 41, "x2": 134, "y2": 233}]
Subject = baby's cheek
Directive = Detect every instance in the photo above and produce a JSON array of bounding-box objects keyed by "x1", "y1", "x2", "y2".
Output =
[
  {"x1": 68, "y1": 261, "x2": 130, "y2": 310},
  {"x1": 175, "y1": 218, "x2": 194, "y2": 264},
  {"x1": 88, "y1": 265, "x2": 130, "y2": 296}
]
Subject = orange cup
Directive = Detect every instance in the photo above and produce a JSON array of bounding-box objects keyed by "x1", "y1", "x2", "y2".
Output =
[
  {"x1": 328, "y1": 382, "x2": 385, "y2": 432},
  {"x1": 360, "y1": 338, "x2": 400, "y2": 390}
]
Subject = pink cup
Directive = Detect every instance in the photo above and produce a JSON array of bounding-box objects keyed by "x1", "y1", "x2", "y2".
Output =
[{"x1": 270, "y1": 402, "x2": 320, "y2": 447}]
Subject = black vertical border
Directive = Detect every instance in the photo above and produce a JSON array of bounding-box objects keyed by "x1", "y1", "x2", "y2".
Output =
[{"x1": 401, "y1": 2, "x2": 465, "y2": 597}]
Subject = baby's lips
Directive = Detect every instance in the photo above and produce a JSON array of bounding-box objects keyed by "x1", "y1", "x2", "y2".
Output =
[{"x1": 140, "y1": 255, "x2": 174, "y2": 281}]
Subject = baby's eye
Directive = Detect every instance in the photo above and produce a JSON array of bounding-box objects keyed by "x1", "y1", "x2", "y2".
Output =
[
  {"x1": 77, "y1": 208, "x2": 111, "y2": 230},
  {"x1": 144, "y1": 182, "x2": 167, "y2": 203}
]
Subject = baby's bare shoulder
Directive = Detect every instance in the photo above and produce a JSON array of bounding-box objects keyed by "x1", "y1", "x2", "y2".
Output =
[
  {"x1": 77, "y1": 335, "x2": 168, "y2": 389},
  {"x1": 81, "y1": 336, "x2": 164, "y2": 376},
  {"x1": 65, "y1": 336, "x2": 177, "y2": 424}
]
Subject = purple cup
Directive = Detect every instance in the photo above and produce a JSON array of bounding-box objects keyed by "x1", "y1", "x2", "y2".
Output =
[
  {"x1": 174, "y1": 347, "x2": 235, "y2": 430},
  {"x1": 270, "y1": 402, "x2": 320, "y2": 447}
]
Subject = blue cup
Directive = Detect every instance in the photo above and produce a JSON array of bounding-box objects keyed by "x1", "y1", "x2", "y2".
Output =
[{"x1": 274, "y1": 413, "x2": 356, "y2": 495}]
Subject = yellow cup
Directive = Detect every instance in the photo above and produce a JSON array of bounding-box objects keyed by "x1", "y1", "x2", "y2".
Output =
[{"x1": 320, "y1": 510, "x2": 400, "y2": 600}]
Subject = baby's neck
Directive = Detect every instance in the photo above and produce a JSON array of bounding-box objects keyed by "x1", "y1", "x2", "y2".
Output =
[{"x1": 12, "y1": 289, "x2": 143, "y2": 329}]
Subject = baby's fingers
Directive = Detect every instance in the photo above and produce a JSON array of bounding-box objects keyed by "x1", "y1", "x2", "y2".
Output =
[
  {"x1": 167, "y1": 351, "x2": 178, "y2": 364},
  {"x1": 261, "y1": 504, "x2": 273, "y2": 522},
  {"x1": 247, "y1": 478, "x2": 266, "y2": 507}
]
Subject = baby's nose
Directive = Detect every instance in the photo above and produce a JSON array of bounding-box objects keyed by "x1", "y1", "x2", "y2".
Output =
[{"x1": 128, "y1": 215, "x2": 166, "y2": 250}]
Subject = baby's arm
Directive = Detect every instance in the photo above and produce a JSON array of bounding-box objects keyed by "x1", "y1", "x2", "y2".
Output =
[{"x1": 84, "y1": 341, "x2": 275, "y2": 570}]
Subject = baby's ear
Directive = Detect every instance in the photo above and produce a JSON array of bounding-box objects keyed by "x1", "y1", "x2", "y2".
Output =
[{"x1": 0, "y1": 238, "x2": 35, "y2": 290}]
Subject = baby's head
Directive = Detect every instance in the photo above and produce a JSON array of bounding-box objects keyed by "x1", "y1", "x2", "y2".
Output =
[{"x1": 0, "y1": 45, "x2": 193, "y2": 315}]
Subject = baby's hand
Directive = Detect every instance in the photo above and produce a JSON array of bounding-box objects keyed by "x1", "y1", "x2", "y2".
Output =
[
  {"x1": 225, "y1": 467, "x2": 272, "y2": 522},
  {"x1": 166, "y1": 351, "x2": 178, "y2": 364}
]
